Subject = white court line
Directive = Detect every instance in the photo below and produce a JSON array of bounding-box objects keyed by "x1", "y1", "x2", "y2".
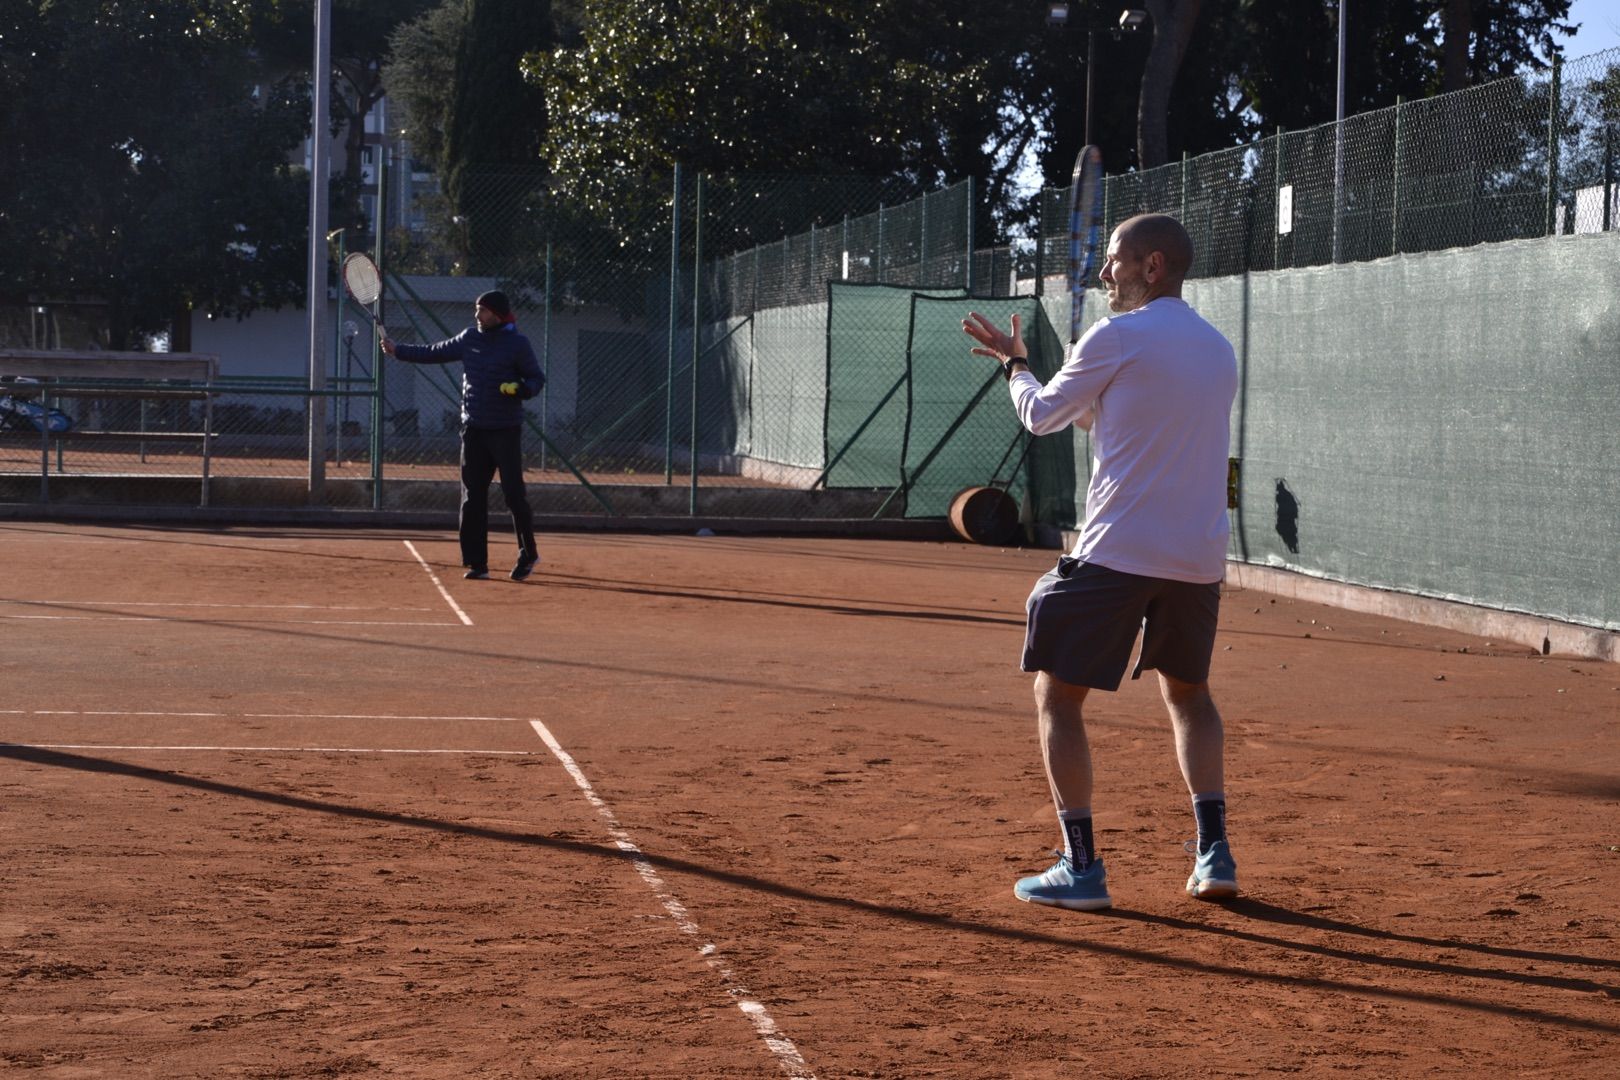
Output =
[
  {"x1": 529, "y1": 720, "x2": 816, "y2": 1080},
  {"x1": 0, "y1": 615, "x2": 460, "y2": 625},
  {"x1": 2, "y1": 743, "x2": 536, "y2": 756},
  {"x1": 404, "y1": 540, "x2": 473, "y2": 626},
  {"x1": 0, "y1": 600, "x2": 435, "y2": 611},
  {"x1": 0, "y1": 710, "x2": 529, "y2": 722}
]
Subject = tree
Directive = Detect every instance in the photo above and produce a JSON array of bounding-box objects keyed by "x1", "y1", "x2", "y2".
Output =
[
  {"x1": 442, "y1": 0, "x2": 555, "y2": 270},
  {"x1": 1137, "y1": 0, "x2": 1204, "y2": 168},
  {"x1": 0, "y1": 0, "x2": 310, "y2": 349},
  {"x1": 1442, "y1": 1, "x2": 1574, "y2": 90},
  {"x1": 527, "y1": 0, "x2": 1067, "y2": 249},
  {"x1": 250, "y1": 0, "x2": 440, "y2": 239},
  {"x1": 383, "y1": 0, "x2": 470, "y2": 173}
]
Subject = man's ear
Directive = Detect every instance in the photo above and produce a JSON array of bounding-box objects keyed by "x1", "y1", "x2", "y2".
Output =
[{"x1": 1144, "y1": 250, "x2": 1166, "y2": 283}]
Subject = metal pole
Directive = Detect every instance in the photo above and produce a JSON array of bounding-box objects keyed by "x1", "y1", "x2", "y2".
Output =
[
  {"x1": 306, "y1": 0, "x2": 332, "y2": 502},
  {"x1": 1332, "y1": 0, "x2": 1347, "y2": 263},
  {"x1": 1181, "y1": 150, "x2": 1190, "y2": 220},
  {"x1": 689, "y1": 173, "x2": 703, "y2": 516},
  {"x1": 370, "y1": 142, "x2": 387, "y2": 509},
  {"x1": 1605, "y1": 126, "x2": 1614, "y2": 233},
  {"x1": 665, "y1": 163, "x2": 683, "y2": 483},
  {"x1": 332, "y1": 229, "x2": 345, "y2": 465},
  {"x1": 1391, "y1": 95, "x2": 1403, "y2": 254},
  {"x1": 876, "y1": 203, "x2": 885, "y2": 284},
  {"x1": 919, "y1": 190, "x2": 929, "y2": 284},
  {"x1": 1273, "y1": 127, "x2": 1285, "y2": 269},
  {"x1": 965, "y1": 175, "x2": 976, "y2": 293},
  {"x1": 841, "y1": 214, "x2": 849, "y2": 285},
  {"x1": 1547, "y1": 57, "x2": 1563, "y2": 236},
  {"x1": 541, "y1": 241, "x2": 552, "y2": 472}
]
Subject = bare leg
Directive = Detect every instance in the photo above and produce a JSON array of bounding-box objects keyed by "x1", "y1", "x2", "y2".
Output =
[
  {"x1": 1034, "y1": 671, "x2": 1092, "y2": 811},
  {"x1": 1159, "y1": 672, "x2": 1223, "y2": 795}
]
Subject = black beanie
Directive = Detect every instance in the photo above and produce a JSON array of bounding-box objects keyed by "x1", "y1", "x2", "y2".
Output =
[{"x1": 475, "y1": 290, "x2": 512, "y2": 318}]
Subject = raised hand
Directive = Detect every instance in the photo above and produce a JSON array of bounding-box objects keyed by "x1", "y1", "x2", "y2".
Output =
[{"x1": 961, "y1": 311, "x2": 1027, "y2": 363}]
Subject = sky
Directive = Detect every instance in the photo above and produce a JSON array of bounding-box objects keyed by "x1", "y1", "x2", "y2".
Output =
[{"x1": 1563, "y1": 0, "x2": 1620, "y2": 59}]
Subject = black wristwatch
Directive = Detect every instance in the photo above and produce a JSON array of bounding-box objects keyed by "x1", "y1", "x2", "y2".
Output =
[{"x1": 1000, "y1": 357, "x2": 1028, "y2": 381}]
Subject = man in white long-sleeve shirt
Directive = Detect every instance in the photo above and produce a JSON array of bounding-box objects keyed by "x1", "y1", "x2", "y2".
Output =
[{"x1": 962, "y1": 213, "x2": 1239, "y2": 912}]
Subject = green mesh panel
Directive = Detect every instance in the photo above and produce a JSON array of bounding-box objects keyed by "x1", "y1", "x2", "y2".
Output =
[
  {"x1": 824, "y1": 283, "x2": 963, "y2": 489},
  {"x1": 902, "y1": 294, "x2": 1042, "y2": 518}
]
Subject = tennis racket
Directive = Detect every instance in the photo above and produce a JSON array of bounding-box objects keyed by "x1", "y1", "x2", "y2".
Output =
[
  {"x1": 341, "y1": 252, "x2": 385, "y2": 330},
  {"x1": 1067, "y1": 144, "x2": 1104, "y2": 345}
]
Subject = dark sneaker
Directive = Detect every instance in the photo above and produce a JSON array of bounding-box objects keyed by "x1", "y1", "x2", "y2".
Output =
[
  {"x1": 1014, "y1": 852, "x2": 1112, "y2": 911},
  {"x1": 1185, "y1": 839, "x2": 1240, "y2": 900},
  {"x1": 464, "y1": 567, "x2": 489, "y2": 580},
  {"x1": 510, "y1": 554, "x2": 539, "y2": 581}
]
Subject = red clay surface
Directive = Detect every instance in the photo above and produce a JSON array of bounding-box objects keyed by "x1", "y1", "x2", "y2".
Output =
[{"x1": 1, "y1": 523, "x2": 1617, "y2": 1078}]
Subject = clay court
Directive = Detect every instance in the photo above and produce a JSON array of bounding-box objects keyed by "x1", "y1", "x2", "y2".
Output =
[{"x1": 2, "y1": 522, "x2": 1617, "y2": 1078}]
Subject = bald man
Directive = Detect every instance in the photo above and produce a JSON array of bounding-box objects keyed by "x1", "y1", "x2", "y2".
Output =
[{"x1": 962, "y1": 213, "x2": 1239, "y2": 911}]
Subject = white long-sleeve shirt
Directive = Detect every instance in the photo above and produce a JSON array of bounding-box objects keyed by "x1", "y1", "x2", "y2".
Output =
[{"x1": 1008, "y1": 297, "x2": 1237, "y2": 584}]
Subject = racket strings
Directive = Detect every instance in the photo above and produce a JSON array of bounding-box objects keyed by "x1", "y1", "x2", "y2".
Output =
[{"x1": 342, "y1": 253, "x2": 382, "y2": 307}]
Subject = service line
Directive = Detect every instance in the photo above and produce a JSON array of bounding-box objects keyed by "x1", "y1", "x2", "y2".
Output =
[{"x1": 529, "y1": 719, "x2": 816, "y2": 1079}]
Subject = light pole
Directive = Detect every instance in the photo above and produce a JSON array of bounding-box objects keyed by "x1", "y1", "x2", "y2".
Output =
[{"x1": 1049, "y1": 6, "x2": 1147, "y2": 148}]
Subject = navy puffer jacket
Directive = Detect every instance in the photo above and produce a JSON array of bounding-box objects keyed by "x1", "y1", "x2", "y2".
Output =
[{"x1": 393, "y1": 323, "x2": 545, "y2": 429}]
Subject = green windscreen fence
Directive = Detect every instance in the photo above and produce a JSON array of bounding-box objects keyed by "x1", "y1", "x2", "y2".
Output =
[
  {"x1": 1194, "y1": 230, "x2": 1620, "y2": 632},
  {"x1": 823, "y1": 283, "x2": 964, "y2": 491},
  {"x1": 748, "y1": 304, "x2": 827, "y2": 473},
  {"x1": 904, "y1": 294, "x2": 1044, "y2": 518}
]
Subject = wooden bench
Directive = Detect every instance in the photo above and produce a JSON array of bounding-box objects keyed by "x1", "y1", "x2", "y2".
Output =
[{"x1": 0, "y1": 350, "x2": 220, "y2": 505}]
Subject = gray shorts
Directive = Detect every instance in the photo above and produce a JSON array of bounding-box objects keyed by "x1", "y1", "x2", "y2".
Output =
[{"x1": 1022, "y1": 557, "x2": 1221, "y2": 690}]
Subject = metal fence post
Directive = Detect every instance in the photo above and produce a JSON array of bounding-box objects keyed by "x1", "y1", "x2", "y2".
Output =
[
  {"x1": 665, "y1": 163, "x2": 683, "y2": 484},
  {"x1": 1546, "y1": 57, "x2": 1562, "y2": 236},
  {"x1": 1034, "y1": 190, "x2": 1043, "y2": 297},
  {"x1": 689, "y1": 173, "x2": 703, "y2": 515},
  {"x1": 919, "y1": 189, "x2": 929, "y2": 284},
  {"x1": 1181, "y1": 150, "x2": 1190, "y2": 221},
  {"x1": 540, "y1": 240, "x2": 551, "y2": 473},
  {"x1": 1273, "y1": 127, "x2": 1286, "y2": 270},
  {"x1": 841, "y1": 214, "x2": 850, "y2": 284},
  {"x1": 370, "y1": 145, "x2": 388, "y2": 507},
  {"x1": 965, "y1": 176, "x2": 975, "y2": 293},
  {"x1": 876, "y1": 203, "x2": 885, "y2": 284},
  {"x1": 331, "y1": 229, "x2": 345, "y2": 465},
  {"x1": 1605, "y1": 126, "x2": 1615, "y2": 233},
  {"x1": 1391, "y1": 96, "x2": 1404, "y2": 255}
]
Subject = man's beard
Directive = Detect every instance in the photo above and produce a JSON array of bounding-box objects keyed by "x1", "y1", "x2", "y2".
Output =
[{"x1": 1107, "y1": 280, "x2": 1146, "y2": 313}]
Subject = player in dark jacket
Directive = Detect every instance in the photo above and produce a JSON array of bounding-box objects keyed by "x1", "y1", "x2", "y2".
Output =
[{"x1": 381, "y1": 291, "x2": 545, "y2": 581}]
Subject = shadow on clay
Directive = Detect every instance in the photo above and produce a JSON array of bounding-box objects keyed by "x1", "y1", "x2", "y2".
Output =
[{"x1": 4, "y1": 744, "x2": 1618, "y2": 1038}]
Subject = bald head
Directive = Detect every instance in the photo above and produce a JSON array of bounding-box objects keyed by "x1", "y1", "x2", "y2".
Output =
[{"x1": 1115, "y1": 214, "x2": 1194, "y2": 286}]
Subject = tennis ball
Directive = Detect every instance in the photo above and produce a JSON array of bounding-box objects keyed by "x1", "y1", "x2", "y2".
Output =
[{"x1": 499, "y1": 382, "x2": 519, "y2": 396}]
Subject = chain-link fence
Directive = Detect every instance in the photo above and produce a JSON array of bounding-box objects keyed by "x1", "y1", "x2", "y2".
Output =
[
  {"x1": 1039, "y1": 48, "x2": 1620, "y2": 285},
  {"x1": 5, "y1": 46, "x2": 1619, "y2": 534}
]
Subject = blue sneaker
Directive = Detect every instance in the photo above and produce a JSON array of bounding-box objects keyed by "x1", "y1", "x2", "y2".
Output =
[
  {"x1": 1014, "y1": 853, "x2": 1111, "y2": 911},
  {"x1": 1185, "y1": 839, "x2": 1239, "y2": 900}
]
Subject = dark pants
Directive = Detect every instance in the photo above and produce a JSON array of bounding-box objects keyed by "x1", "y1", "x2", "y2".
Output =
[{"x1": 460, "y1": 425, "x2": 536, "y2": 570}]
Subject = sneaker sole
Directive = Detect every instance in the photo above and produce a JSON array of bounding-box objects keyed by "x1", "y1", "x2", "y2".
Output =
[
  {"x1": 1015, "y1": 890, "x2": 1113, "y2": 912},
  {"x1": 1186, "y1": 876, "x2": 1239, "y2": 900}
]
